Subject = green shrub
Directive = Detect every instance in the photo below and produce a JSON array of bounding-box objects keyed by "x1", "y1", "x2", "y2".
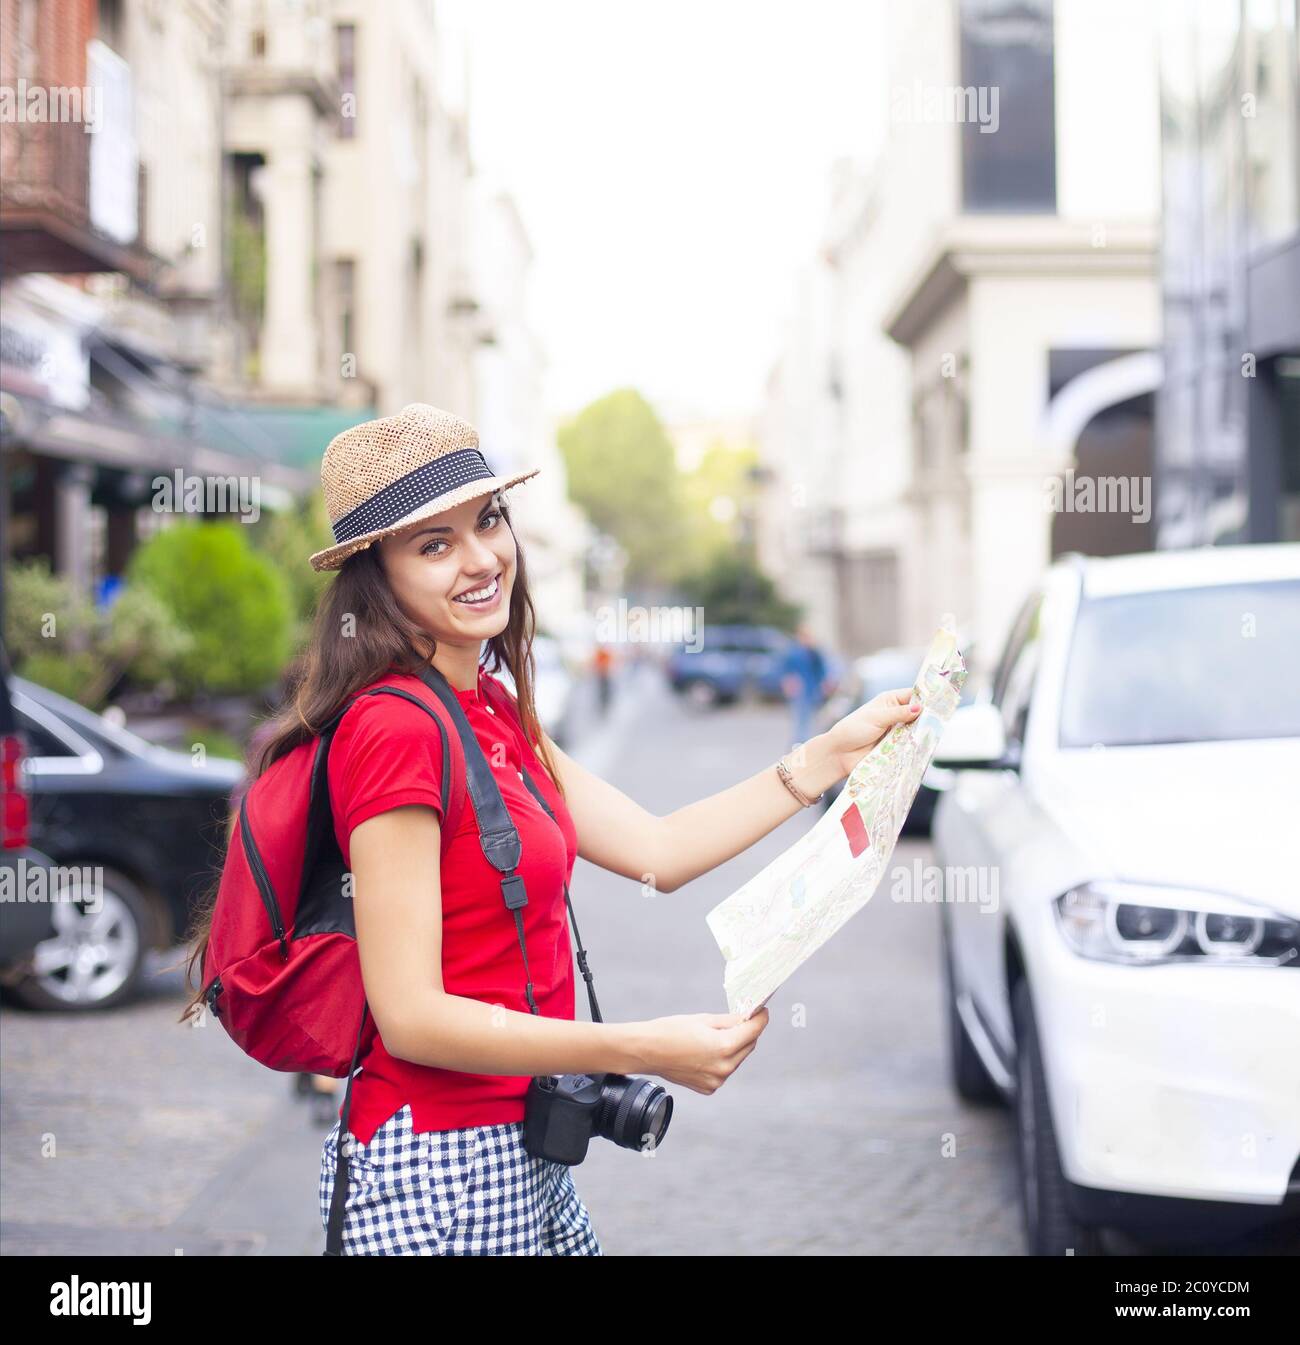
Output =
[
  {"x1": 127, "y1": 521, "x2": 293, "y2": 695},
  {"x1": 17, "y1": 650, "x2": 107, "y2": 704},
  {"x1": 101, "y1": 583, "x2": 196, "y2": 688},
  {"x1": 676, "y1": 552, "x2": 802, "y2": 630},
  {"x1": 182, "y1": 725, "x2": 246, "y2": 763},
  {"x1": 3, "y1": 557, "x2": 97, "y2": 666}
]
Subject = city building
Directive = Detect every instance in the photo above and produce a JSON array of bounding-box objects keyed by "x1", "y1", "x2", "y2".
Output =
[
  {"x1": 1, "y1": 0, "x2": 316, "y2": 602},
  {"x1": 313, "y1": 0, "x2": 479, "y2": 414},
  {"x1": 3, "y1": 0, "x2": 585, "y2": 623},
  {"x1": 1157, "y1": 0, "x2": 1300, "y2": 546},
  {"x1": 761, "y1": 0, "x2": 1164, "y2": 667}
]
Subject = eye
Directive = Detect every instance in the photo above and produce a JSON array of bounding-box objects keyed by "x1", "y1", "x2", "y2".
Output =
[{"x1": 419, "y1": 509, "x2": 501, "y2": 557}]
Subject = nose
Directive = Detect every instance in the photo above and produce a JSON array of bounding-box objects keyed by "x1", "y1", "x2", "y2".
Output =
[{"x1": 462, "y1": 528, "x2": 498, "y2": 575}]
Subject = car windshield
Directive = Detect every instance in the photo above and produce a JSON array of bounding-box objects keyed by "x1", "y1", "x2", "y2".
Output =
[{"x1": 1059, "y1": 579, "x2": 1300, "y2": 747}]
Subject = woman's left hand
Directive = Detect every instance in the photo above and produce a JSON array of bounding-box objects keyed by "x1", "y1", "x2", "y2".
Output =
[{"x1": 824, "y1": 688, "x2": 921, "y2": 779}]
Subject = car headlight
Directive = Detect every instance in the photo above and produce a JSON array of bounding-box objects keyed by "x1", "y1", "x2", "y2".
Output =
[{"x1": 1054, "y1": 881, "x2": 1299, "y2": 968}]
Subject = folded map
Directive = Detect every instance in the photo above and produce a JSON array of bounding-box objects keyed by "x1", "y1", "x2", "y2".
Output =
[{"x1": 706, "y1": 627, "x2": 969, "y2": 1017}]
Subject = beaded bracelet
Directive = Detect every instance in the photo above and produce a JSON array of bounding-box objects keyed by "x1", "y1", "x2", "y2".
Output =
[{"x1": 776, "y1": 754, "x2": 823, "y2": 807}]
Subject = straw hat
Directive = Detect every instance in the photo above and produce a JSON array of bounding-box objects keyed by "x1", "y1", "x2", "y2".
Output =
[{"x1": 309, "y1": 403, "x2": 540, "y2": 571}]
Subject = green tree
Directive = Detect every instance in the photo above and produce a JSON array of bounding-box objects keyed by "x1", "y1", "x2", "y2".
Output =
[
  {"x1": 127, "y1": 520, "x2": 293, "y2": 695},
  {"x1": 2, "y1": 558, "x2": 194, "y2": 707},
  {"x1": 3, "y1": 557, "x2": 104, "y2": 702},
  {"x1": 3, "y1": 557, "x2": 97, "y2": 668},
  {"x1": 676, "y1": 551, "x2": 802, "y2": 630},
  {"x1": 557, "y1": 389, "x2": 688, "y2": 586},
  {"x1": 100, "y1": 584, "x2": 196, "y2": 689},
  {"x1": 674, "y1": 437, "x2": 763, "y2": 580}
]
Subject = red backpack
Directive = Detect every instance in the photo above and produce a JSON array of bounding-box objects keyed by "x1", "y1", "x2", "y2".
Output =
[{"x1": 200, "y1": 668, "x2": 469, "y2": 1076}]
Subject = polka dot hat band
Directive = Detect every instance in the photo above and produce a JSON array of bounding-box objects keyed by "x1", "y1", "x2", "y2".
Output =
[{"x1": 309, "y1": 403, "x2": 541, "y2": 572}]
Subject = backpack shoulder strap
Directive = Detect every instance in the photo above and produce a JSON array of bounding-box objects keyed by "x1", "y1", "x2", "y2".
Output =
[
  {"x1": 370, "y1": 686, "x2": 464, "y2": 836},
  {"x1": 318, "y1": 682, "x2": 467, "y2": 845}
]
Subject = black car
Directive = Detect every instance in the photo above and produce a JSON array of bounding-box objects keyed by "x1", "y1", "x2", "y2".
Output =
[
  {"x1": 0, "y1": 652, "x2": 56, "y2": 970},
  {"x1": 6, "y1": 676, "x2": 245, "y2": 1011}
]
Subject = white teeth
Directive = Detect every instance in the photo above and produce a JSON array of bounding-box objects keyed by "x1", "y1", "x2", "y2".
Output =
[{"x1": 454, "y1": 576, "x2": 499, "y2": 603}]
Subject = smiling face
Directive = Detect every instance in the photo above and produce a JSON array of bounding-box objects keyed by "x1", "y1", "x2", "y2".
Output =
[{"x1": 376, "y1": 491, "x2": 516, "y2": 651}]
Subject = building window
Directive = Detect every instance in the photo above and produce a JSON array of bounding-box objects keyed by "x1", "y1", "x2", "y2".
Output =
[
  {"x1": 1242, "y1": 0, "x2": 1299, "y2": 249},
  {"x1": 1272, "y1": 355, "x2": 1300, "y2": 542},
  {"x1": 337, "y1": 258, "x2": 356, "y2": 364},
  {"x1": 912, "y1": 399, "x2": 930, "y2": 475},
  {"x1": 838, "y1": 550, "x2": 900, "y2": 655},
  {"x1": 337, "y1": 24, "x2": 357, "y2": 138},
  {"x1": 98, "y1": 0, "x2": 126, "y2": 53},
  {"x1": 959, "y1": 0, "x2": 1056, "y2": 212}
]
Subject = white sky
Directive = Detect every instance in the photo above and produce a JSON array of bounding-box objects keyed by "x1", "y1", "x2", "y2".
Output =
[{"x1": 438, "y1": 0, "x2": 888, "y2": 423}]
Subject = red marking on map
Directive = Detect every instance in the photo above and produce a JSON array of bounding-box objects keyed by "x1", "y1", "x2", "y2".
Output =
[{"x1": 841, "y1": 805, "x2": 870, "y2": 857}]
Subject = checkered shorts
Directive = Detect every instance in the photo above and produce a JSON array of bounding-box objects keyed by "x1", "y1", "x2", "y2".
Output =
[{"x1": 319, "y1": 1103, "x2": 603, "y2": 1255}]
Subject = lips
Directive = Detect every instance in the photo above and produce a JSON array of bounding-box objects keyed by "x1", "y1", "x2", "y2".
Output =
[{"x1": 452, "y1": 573, "x2": 501, "y2": 605}]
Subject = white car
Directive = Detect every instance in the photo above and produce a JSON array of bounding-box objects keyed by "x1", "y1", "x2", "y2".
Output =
[
  {"x1": 490, "y1": 634, "x2": 577, "y2": 750},
  {"x1": 930, "y1": 544, "x2": 1300, "y2": 1255}
]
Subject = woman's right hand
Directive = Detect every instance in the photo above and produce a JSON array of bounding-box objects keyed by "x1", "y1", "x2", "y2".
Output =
[{"x1": 634, "y1": 1007, "x2": 770, "y2": 1094}]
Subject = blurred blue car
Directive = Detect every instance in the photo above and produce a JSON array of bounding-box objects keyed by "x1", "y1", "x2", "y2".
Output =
[
  {"x1": 490, "y1": 633, "x2": 577, "y2": 750},
  {"x1": 666, "y1": 625, "x2": 796, "y2": 707}
]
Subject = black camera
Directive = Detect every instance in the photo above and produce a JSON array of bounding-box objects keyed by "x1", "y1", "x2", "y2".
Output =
[{"x1": 523, "y1": 1071, "x2": 673, "y2": 1165}]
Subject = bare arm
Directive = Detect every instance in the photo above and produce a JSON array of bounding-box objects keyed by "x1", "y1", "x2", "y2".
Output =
[
  {"x1": 543, "y1": 731, "x2": 838, "y2": 894},
  {"x1": 541, "y1": 688, "x2": 920, "y2": 895},
  {"x1": 350, "y1": 803, "x2": 649, "y2": 1074}
]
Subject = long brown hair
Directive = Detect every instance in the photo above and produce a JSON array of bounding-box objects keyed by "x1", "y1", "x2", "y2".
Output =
[{"x1": 176, "y1": 497, "x2": 561, "y2": 1025}]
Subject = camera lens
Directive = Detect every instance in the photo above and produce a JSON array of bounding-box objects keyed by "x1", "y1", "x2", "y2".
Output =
[{"x1": 597, "y1": 1075, "x2": 673, "y2": 1152}]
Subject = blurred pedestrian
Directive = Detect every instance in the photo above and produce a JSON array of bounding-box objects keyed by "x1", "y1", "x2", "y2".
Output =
[
  {"x1": 592, "y1": 643, "x2": 614, "y2": 714},
  {"x1": 779, "y1": 623, "x2": 834, "y2": 749}
]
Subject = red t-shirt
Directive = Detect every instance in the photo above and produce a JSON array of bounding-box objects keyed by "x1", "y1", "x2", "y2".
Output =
[{"x1": 327, "y1": 664, "x2": 578, "y2": 1144}]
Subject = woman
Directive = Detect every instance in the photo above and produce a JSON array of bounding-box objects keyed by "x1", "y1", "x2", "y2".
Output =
[{"x1": 181, "y1": 404, "x2": 920, "y2": 1255}]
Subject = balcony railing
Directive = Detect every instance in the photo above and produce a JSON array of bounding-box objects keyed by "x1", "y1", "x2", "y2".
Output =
[{"x1": 0, "y1": 118, "x2": 152, "y2": 281}]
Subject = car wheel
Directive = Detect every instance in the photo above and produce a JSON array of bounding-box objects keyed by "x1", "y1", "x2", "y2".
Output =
[
  {"x1": 940, "y1": 910, "x2": 1000, "y2": 1104},
  {"x1": 685, "y1": 680, "x2": 718, "y2": 709},
  {"x1": 10, "y1": 867, "x2": 150, "y2": 1012},
  {"x1": 1012, "y1": 978, "x2": 1104, "y2": 1255}
]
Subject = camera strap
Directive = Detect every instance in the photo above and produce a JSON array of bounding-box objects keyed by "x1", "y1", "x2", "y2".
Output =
[{"x1": 414, "y1": 661, "x2": 602, "y2": 1025}]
